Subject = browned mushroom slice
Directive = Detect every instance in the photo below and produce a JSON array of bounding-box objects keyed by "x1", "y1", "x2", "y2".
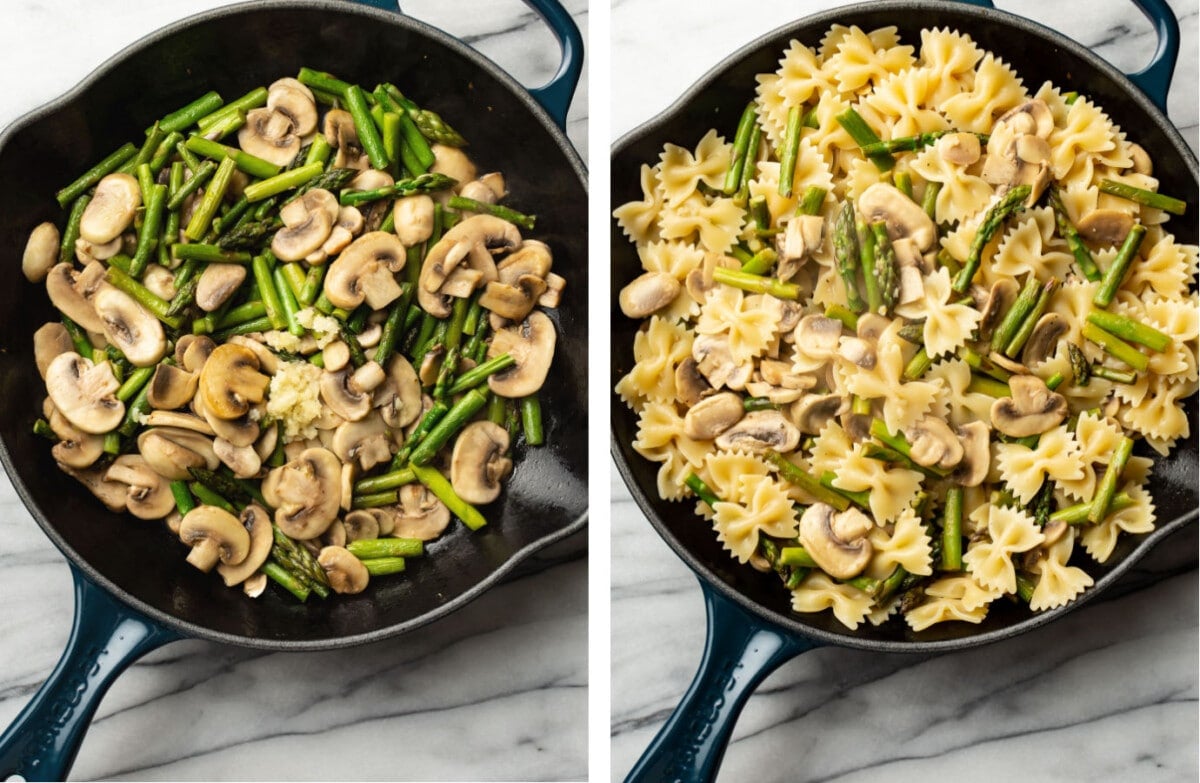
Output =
[
  {"x1": 218, "y1": 505, "x2": 275, "y2": 587},
  {"x1": 324, "y1": 109, "x2": 368, "y2": 170},
  {"x1": 789, "y1": 393, "x2": 849, "y2": 435},
  {"x1": 342, "y1": 510, "x2": 380, "y2": 543},
  {"x1": 324, "y1": 231, "x2": 406, "y2": 310},
  {"x1": 180, "y1": 505, "x2": 251, "y2": 572},
  {"x1": 419, "y1": 215, "x2": 521, "y2": 318},
  {"x1": 176, "y1": 334, "x2": 217, "y2": 373},
  {"x1": 674, "y1": 357, "x2": 712, "y2": 408},
  {"x1": 1022, "y1": 313, "x2": 1070, "y2": 367},
  {"x1": 1076, "y1": 209, "x2": 1134, "y2": 246},
  {"x1": 147, "y1": 363, "x2": 198, "y2": 410},
  {"x1": 487, "y1": 311, "x2": 557, "y2": 398},
  {"x1": 137, "y1": 426, "x2": 220, "y2": 480},
  {"x1": 48, "y1": 408, "x2": 104, "y2": 469},
  {"x1": 266, "y1": 83, "x2": 318, "y2": 136},
  {"x1": 374, "y1": 354, "x2": 423, "y2": 428},
  {"x1": 104, "y1": 454, "x2": 176, "y2": 519},
  {"x1": 392, "y1": 483, "x2": 452, "y2": 540},
  {"x1": 196, "y1": 263, "x2": 247, "y2": 312},
  {"x1": 318, "y1": 546, "x2": 370, "y2": 594},
  {"x1": 977, "y1": 279, "x2": 1020, "y2": 342},
  {"x1": 713, "y1": 410, "x2": 801, "y2": 453},
  {"x1": 45, "y1": 352, "x2": 124, "y2": 435},
  {"x1": 682, "y1": 392, "x2": 744, "y2": 440},
  {"x1": 45, "y1": 263, "x2": 106, "y2": 334},
  {"x1": 798, "y1": 504, "x2": 873, "y2": 580},
  {"x1": 991, "y1": 374, "x2": 1069, "y2": 437},
  {"x1": 272, "y1": 200, "x2": 335, "y2": 262},
  {"x1": 213, "y1": 437, "x2": 262, "y2": 478},
  {"x1": 23, "y1": 222, "x2": 59, "y2": 283},
  {"x1": 857, "y1": 182, "x2": 937, "y2": 251},
  {"x1": 33, "y1": 322, "x2": 74, "y2": 380},
  {"x1": 904, "y1": 416, "x2": 964, "y2": 470},
  {"x1": 480, "y1": 275, "x2": 550, "y2": 322},
  {"x1": 262, "y1": 447, "x2": 342, "y2": 540},
  {"x1": 79, "y1": 173, "x2": 140, "y2": 244},
  {"x1": 58, "y1": 462, "x2": 128, "y2": 512},
  {"x1": 238, "y1": 108, "x2": 300, "y2": 167},
  {"x1": 951, "y1": 421, "x2": 991, "y2": 487},
  {"x1": 198, "y1": 343, "x2": 270, "y2": 420},
  {"x1": 450, "y1": 421, "x2": 513, "y2": 504},
  {"x1": 330, "y1": 414, "x2": 392, "y2": 472},
  {"x1": 692, "y1": 334, "x2": 752, "y2": 391}
]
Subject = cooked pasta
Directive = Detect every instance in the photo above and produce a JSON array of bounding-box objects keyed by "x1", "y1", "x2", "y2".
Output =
[{"x1": 615, "y1": 23, "x2": 1196, "y2": 632}]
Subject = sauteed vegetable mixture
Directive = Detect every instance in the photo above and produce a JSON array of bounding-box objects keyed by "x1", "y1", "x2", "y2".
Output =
[
  {"x1": 26, "y1": 72, "x2": 563, "y2": 601},
  {"x1": 614, "y1": 25, "x2": 1196, "y2": 631}
]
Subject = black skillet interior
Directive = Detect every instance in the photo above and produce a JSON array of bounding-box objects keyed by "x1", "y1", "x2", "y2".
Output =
[
  {"x1": 0, "y1": 1, "x2": 587, "y2": 648},
  {"x1": 611, "y1": 1, "x2": 1198, "y2": 649}
]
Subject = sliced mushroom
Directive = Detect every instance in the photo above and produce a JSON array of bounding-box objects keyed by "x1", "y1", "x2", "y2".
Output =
[
  {"x1": 324, "y1": 109, "x2": 367, "y2": 170},
  {"x1": 794, "y1": 315, "x2": 844, "y2": 361},
  {"x1": 318, "y1": 546, "x2": 370, "y2": 594},
  {"x1": 48, "y1": 408, "x2": 104, "y2": 469},
  {"x1": 272, "y1": 198, "x2": 335, "y2": 261},
  {"x1": 323, "y1": 340, "x2": 351, "y2": 373},
  {"x1": 951, "y1": 421, "x2": 991, "y2": 487},
  {"x1": 799, "y1": 504, "x2": 874, "y2": 580},
  {"x1": 393, "y1": 483, "x2": 452, "y2": 540},
  {"x1": 34, "y1": 322, "x2": 74, "y2": 380},
  {"x1": 324, "y1": 517, "x2": 348, "y2": 547},
  {"x1": 1127, "y1": 143, "x2": 1152, "y2": 176},
  {"x1": 342, "y1": 510, "x2": 380, "y2": 543},
  {"x1": 374, "y1": 354, "x2": 423, "y2": 428},
  {"x1": 179, "y1": 505, "x2": 251, "y2": 572},
  {"x1": 104, "y1": 454, "x2": 175, "y2": 519},
  {"x1": 266, "y1": 83, "x2": 318, "y2": 136},
  {"x1": 141, "y1": 264, "x2": 177, "y2": 302},
  {"x1": 857, "y1": 182, "x2": 937, "y2": 251},
  {"x1": 147, "y1": 363, "x2": 198, "y2": 410},
  {"x1": 198, "y1": 343, "x2": 270, "y2": 420},
  {"x1": 137, "y1": 426, "x2": 220, "y2": 480},
  {"x1": 682, "y1": 392, "x2": 744, "y2": 440},
  {"x1": 790, "y1": 393, "x2": 849, "y2": 434},
  {"x1": 324, "y1": 231, "x2": 406, "y2": 310},
  {"x1": 856, "y1": 313, "x2": 891, "y2": 342},
  {"x1": 216, "y1": 503, "x2": 275, "y2": 587},
  {"x1": 45, "y1": 352, "x2": 124, "y2": 434},
  {"x1": 419, "y1": 215, "x2": 521, "y2": 318},
  {"x1": 92, "y1": 286, "x2": 167, "y2": 367},
  {"x1": 144, "y1": 410, "x2": 215, "y2": 435},
  {"x1": 480, "y1": 275, "x2": 549, "y2": 322},
  {"x1": 1076, "y1": 210, "x2": 1134, "y2": 246},
  {"x1": 713, "y1": 409, "x2": 800, "y2": 453},
  {"x1": 213, "y1": 437, "x2": 262, "y2": 478},
  {"x1": 368, "y1": 507, "x2": 397, "y2": 537},
  {"x1": 619, "y1": 272, "x2": 680, "y2": 319},
  {"x1": 196, "y1": 263, "x2": 247, "y2": 312},
  {"x1": 904, "y1": 416, "x2": 964, "y2": 470},
  {"x1": 176, "y1": 334, "x2": 216, "y2": 373},
  {"x1": 430, "y1": 144, "x2": 476, "y2": 187},
  {"x1": 59, "y1": 462, "x2": 127, "y2": 512},
  {"x1": 393, "y1": 194, "x2": 436, "y2": 247},
  {"x1": 977, "y1": 278, "x2": 1020, "y2": 342},
  {"x1": 674, "y1": 358, "x2": 712, "y2": 408},
  {"x1": 79, "y1": 173, "x2": 140, "y2": 244},
  {"x1": 195, "y1": 391, "x2": 261, "y2": 448},
  {"x1": 760, "y1": 359, "x2": 815, "y2": 390},
  {"x1": 349, "y1": 169, "x2": 394, "y2": 193},
  {"x1": 262, "y1": 447, "x2": 342, "y2": 539},
  {"x1": 838, "y1": 337, "x2": 876, "y2": 369},
  {"x1": 331, "y1": 413, "x2": 392, "y2": 471},
  {"x1": 449, "y1": 421, "x2": 512, "y2": 505},
  {"x1": 238, "y1": 107, "x2": 301, "y2": 167},
  {"x1": 321, "y1": 206, "x2": 365, "y2": 257},
  {"x1": 23, "y1": 222, "x2": 59, "y2": 283},
  {"x1": 1022, "y1": 313, "x2": 1070, "y2": 366},
  {"x1": 1012, "y1": 134, "x2": 1053, "y2": 204},
  {"x1": 997, "y1": 99, "x2": 1055, "y2": 139},
  {"x1": 775, "y1": 215, "x2": 825, "y2": 278},
  {"x1": 487, "y1": 311, "x2": 557, "y2": 398},
  {"x1": 991, "y1": 374, "x2": 1069, "y2": 437},
  {"x1": 45, "y1": 263, "x2": 105, "y2": 334},
  {"x1": 937, "y1": 132, "x2": 981, "y2": 166},
  {"x1": 692, "y1": 334, "x2": 752, "y2": 391}
]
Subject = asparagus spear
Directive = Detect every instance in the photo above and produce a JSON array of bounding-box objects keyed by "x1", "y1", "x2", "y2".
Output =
[
  {"x1": 56, "y1": 143, "x2": 137, "y2": 207},
  {"x1": 859, "y1": 131, "x2": 985, "y2": 155},
  {"x1": 835, "y1": 108, "x2": 894, "y2": 171},
  {"x1": 1048, "y1": 186, "x2": 1100, "y2": 281},
  {"x1": 410, "y1": 463, "x2": 487, "y2": 530},
  {"x1": 1085, "y1": 310, "x2": 1171, "y2": 352},
  {"x1": 711, "y1": 267, "x2": 801, "y2": 299},
  {"x1": 763, "y1": 449, "x2": 850, "y2": 511},
  {"x1": 408, "y1": 388, "x2": 489, "y2": 466},
  {"x1": 272, "y1": 524, "x2": 331, "y2": 592},
  {"x1": 684, "y1": 473, "x2": 720, "y2": 508},
  {"x1": 1004, "y1": 277, "x2": 1059, "y2": 358},
  {"x1": 871, "y1": 221, "x2": 897, "y2": 312},
  {"x1": 1089, "y1": 437, "x2": 1134, "y2": 523},
  {"x1": 723, "y1": 102, "x2": 758, "y2": 195},
  {"x1": 953, "y1": 185, "x2": 1032, "y2": 293},
  {"x1": 1092, "y1": 224, "x2": 1148, "y2": 308},
  {"x1": 989, "y1": 275, "x2": 1042, "y2": 353},
  {"x1": 1098, "y1": 178, "x2": 1186, "y2": 216},
  {"x1": 1082, "y1": 322, "x2": 1149, "y2": 372},
  {"x1": 833, "y1": 201, "x2": 865, "y2": 312},
  {"x1": 778, "y1": 106, "x2": 804, "y2": 198},
  {"x1": 339, "y1": 172, "x2": 458, "y2": 207},
  {"x1": 857, "y1": 216, "x2": 881, "y2": 313},
  {"x1": 940, "y1": 487, "x2": 964, "y2": 571}
]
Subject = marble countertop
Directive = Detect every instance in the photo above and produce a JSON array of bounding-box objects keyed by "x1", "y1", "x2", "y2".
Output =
[
  {"x1": 0, "y1": 1, "x2": 588, "y2": 780},
  {"x1": 610, "y1": 1, "x2": 1198, "y2": 781}
]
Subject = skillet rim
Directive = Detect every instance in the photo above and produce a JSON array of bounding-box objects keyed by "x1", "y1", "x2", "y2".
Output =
[
  {"x1": 609, "y1": 0, "x2": 1198, "y2": 653},
  {"x1": 0, "y1": 0, "x2": 588, "y2": 652}
]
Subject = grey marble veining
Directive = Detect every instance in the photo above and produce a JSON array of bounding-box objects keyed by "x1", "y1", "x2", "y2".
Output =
[
  {"x1": 609, "y1": 1, "x2": 1199, "y2": 781},
  {"x1": 0, "y1": 1, "x2": 587, "y2": 780}
]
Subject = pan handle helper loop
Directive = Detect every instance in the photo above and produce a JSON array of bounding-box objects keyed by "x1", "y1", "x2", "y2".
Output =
[
  {"x1": 0, "y1": 566, "x2": 180, "y2": 782},
  {"x1": 624, "y1": 581, "x2": 824, "y2": 783}
]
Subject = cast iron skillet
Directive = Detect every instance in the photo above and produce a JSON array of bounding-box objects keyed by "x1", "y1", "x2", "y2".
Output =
[
  {"x1": 610, "y1": 0, "x2": 1197, "y2": 779},
  {"x1": 0, "y1": 1, "x2": 586, "y2": 779}
]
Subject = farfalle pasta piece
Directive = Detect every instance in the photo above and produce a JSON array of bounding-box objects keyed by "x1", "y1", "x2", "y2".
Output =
[
  {"x1": 867, "y1": 506, "x2": 933, "y2": 579},
  {"x1": 637, "y1": 240, "x2": 705, "y2": 322},
  {"x1": 614, "y1": 316, "x2": 694, "y2": 408},
  {"x1": 925, "y1": 358, "x2": 995, "y2": 427},
  {"x1": 991, "y1": 207, "x2": 1075, "y2": 282},
  {"x1": 809, "y1": 419, "x2": 855, "y2": 476},
  {"x1": 658, "y1": 130, "x2": 732, "y2": 207},
  {"x1": 941, "y1": 53, "x2": 1026, "y2": 133},
  {"x1": 919, "y1": 28, "x2": 983, "y2": 103},
  {"x1": 711, "y1": 474, "x2": 797, "y2": 563},
  {"x1": 1029, "y1": 528, "x2": 1094, "y2": 612},
  {"x1": 747, "y1": 141, "x2": 835, "y2": 224},
  {"x1": 825, "y1": 25, "x2": 915, "y2": 94},
  {"x1": 1047, "y1": 97, "x2": 1130, "y2": 182},
  {"x1": 905, "y1": 576, "x2": 998, "y2": 631},
  {"x1": 841, "y1": 321, "x2": 941, "y2": 433},
  {"x1": 791, "y1": 571, "x2": 874, "y2": 630},
  {"x1": 860, "y1": 68, "x2": 949, "y2": 138},
  {"x1": 696, "y1": 286, "x2": 781, "y2": 365},
  {"x1": 1057, "y1": 412, "x2": 1126, "y2": 501},
  {"x1": 994, "y1": 424, "x2": 1084, "y2": 504},
  {"x1": 893, "y1": 268, "x2": 981, "y2": 358},
  {"x1": 833, "y1": 444, "x2": 924, "y2": 525},
  {"x1": 909, "y1": 144, "x2": 994, "y2": 225},
  {"x1": 963, "y1": 504, "x2": 1045, "y2": 593},
  {"x1": 632, "y1": 402, "x2": 710, "y2": 501},
  {"x1": 702, "y1": 450, "x2": 772, "y2": 501},
  {"x1": 1081, "y1": 481, "x2": 1156, "y2": 563},
  {"x1": 1118, "y1": 374, "x2": 1191, "y2": 452},
  {"x1": 613, "y1": 164, "x2": 664, "y2": 244},
  {"x1": 1122, "y1": 233, "x2": 1195, "y2": 301},
  {"x1": 657, "y1": 192, "x2": 745, "y2": 255}
]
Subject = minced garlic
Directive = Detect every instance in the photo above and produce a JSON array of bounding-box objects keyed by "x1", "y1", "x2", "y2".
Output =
[{"x1": 265, "y1": 360, "x2": 324, "y2": 441}]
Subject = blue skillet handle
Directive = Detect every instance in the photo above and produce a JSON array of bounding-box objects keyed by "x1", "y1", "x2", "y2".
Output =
[
  {"x1": 347, "y1": 0, "x2": 583, "y2": 130},
  {"x1": 0, "y1": 566, "x2": 180, "y2": 781},
  {"x1": 624, "y1": 580, "x2": 823, "y2": 783},
  {"x1": 951, "y1": 0, "x2": 1178, "y2": 110}
]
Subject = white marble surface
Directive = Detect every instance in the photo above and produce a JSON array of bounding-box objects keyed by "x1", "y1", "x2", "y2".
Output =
[
  {"x1": 610, "y1": 1, "x2": 1199, "y2": 781},
  {"x1": 0, "y1": 1, "x2": 588, "y2": 781}
]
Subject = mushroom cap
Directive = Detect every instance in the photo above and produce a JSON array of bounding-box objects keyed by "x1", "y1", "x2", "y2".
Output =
[
  {"x1": 450, "y1": 421, "x2": 512, "y2": 504},
  {"x1": 323, "y1": 109, "x2": 366, "y2": 170},
  {"x1": 318, "y1": 546, "x2": 370, "y2": 594},
  {"x1": 904, "y1": 416, "x2": 964, "y2": 470},
  {"x1": 198, "y1": 343, "x2": 270, "y2": 420},
  {"x1": 196, "y1": 263, "x2": 247, "y2": 312},
  {"x1": 342, "y1": 510, "x2": 380, "y2": 543},
  {"x1": 798, "y1": 503, "x2": 873, "y2": 580},
  {"x1": 137, "y1": 426, "x2": 220, "y2": 480},
  {"x1": 619, "y1": 271, "x2": 680, "y2": 319},
  {"x1": 272, "y1": 205, "x2": 335, "y2": 262},
  {"x1": 790, "y1": 393, "x2": 849, "y2": 435},
  {"x1": 794, "y1": 315, "x2": 844, "y2": 361},
  {"x1": 143, "y1": 410, "x2": 215, "y2": 435},
  {"x1": 487, "y1": 310, "x2": 557, "y2": 398},
  {"x1": 714, "y1": 409, "x2": 801, "y2": 453},
  {"x1": 497, "y1": 241, "x2": 552, "y2": 283},
  {"x1": 238, "y1": 107, "x2": 301, "y2": 167},
  {"x1": 195, "y1": 390, "x2": 261, "y2": 448},
  {"x1": 996, "y1": 99, "x2": 1055, "y2": 139},
  {"x1": 1076, "y1": 209, "x2": 1134, "y2": 247},
  {"x1": 937, "y1": 132, "x2": 981, "y2": 166},
  {"x1": 266, "y1": 84, "x2": 318, "y2": 136},
  {"x1": 79, "y1": 173, "x2": 140, "y2": 244},
  {"x1": 213, "y1": 437, "x2": 263, "y2": 478},
  {"x1": 147, "y1": 363, "x2": 198, "y2": 410},
  {"x1": 262, "y1": 447, "x2": 342, "y2": 539},
  {"x1": 374, "y1": 353, "x2": 423, "y2": 428},
  {"x1": 857, "y1": 182, "x2": 937, "y2": 251},
  {"x1": 349, "y1": 169, "x2": 394, "y2": 192},
  {"x1": 991, "y1": 374, "x2": 1069, "y2": 437},
  {"x1": 320, "y1": 368, "x2": 372, "y2": 422},
  {"x1": 393, "y1": 483, "x2": 452, "y2": 540},
  {"x1": 692, "y1": 334, "x2": 752, "y2": 391},
  {"x1": 217, "y1": 505, "x2": 275, "y2": 586},
  {"x1": 45, "y1": 352, "x2": 124, "y2": 434},
  {"x1": 34, "y1": 321, "x2": 74, "y2": 380},
  {"x1": 330, "y1": 413, "x2": 393, "y2": 472},
  {"x1": 479, "y1": 275, "x2": 548, "y2": 322},
  {"x1": 682, "y1": 392, "x2": 744, "y2": 441},
  {"x1": 45, "y1": 263, "x2": 106, "y2": 334},
  {"x1": 176, "y1": 334, "x2": 216, "y2": 373},
  {"x1": 104, "y1": 454, "x2": 175, "y2": 519},
  {"x1": 430, "y1": 144, "x2": 477, "y2": 187},
  {"x1": 58, "y1": 462, "x2": 128, "y2": 512},
  {"x1": 180, "y1": 505, "x2": 252, "y2": 572},
  {"x1": 393, "y1": 194, "x2": 436, "y2": 247},
  {"x1": 1022, "y1": 313, "x2": 1070, "y2": 367},
  {"x1": 23, "y1": 222, "x2": 59, "y2": 283},
  {"x1": 324, "y1": 231, "x2": 406, "y2": 310},
  {"x1": 419, "y1": 215, "x2": 521, "y2": 317},
  {"x1": 48, "y1": 408, "x2": 105, "y2": 469},
  {"x1": 92, "y1": 285, "x2": 167, "y2": 368},
  {"x1": 978, "y1": 278, "x2": 1020, "y2": 342},
  {"x1": 674, "y1": 357, "x2": 713, "y2": 408},
  {"x1": 951, "y1": 421, "x2": 991, "y2": 487}
]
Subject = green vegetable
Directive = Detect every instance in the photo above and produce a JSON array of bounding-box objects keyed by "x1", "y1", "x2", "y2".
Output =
[
  {"x1": 953, "y1": 185, "x2": 1032, "y2": 293},
  {"x1": 1098, "y1": 178, "x2": 1186, "y2": 216},
  {"x1": 446, "y1": 195, "x2": 536, "y2": 231},
  {"x1": 56, "y1": 143, "x2": 137, "y2": 207},
  {"x1": 1093, "y1": 224, "x2": 1148, "y2": 308}
]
